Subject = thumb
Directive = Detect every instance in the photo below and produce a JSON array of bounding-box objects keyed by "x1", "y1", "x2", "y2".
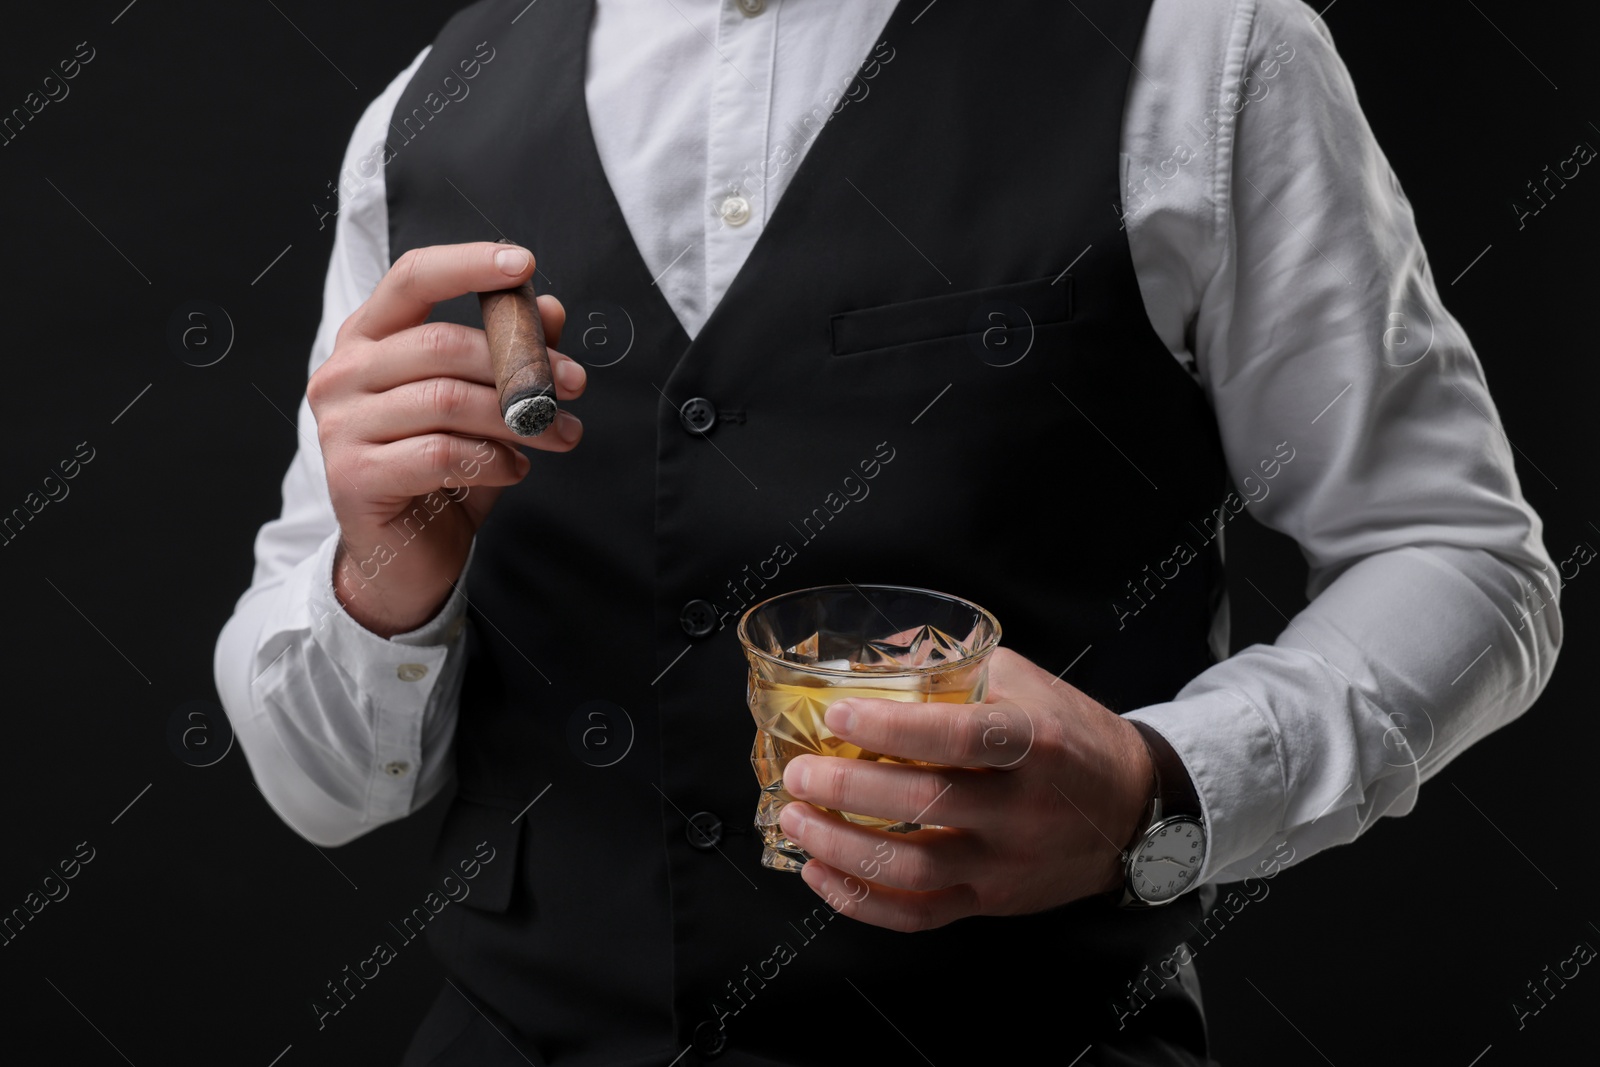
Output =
[{"x1": 983, "y1": 645, "x2": 1059, "y2": 698}]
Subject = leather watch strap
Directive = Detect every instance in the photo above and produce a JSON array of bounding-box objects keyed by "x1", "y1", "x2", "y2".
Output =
[{"x1": 1127, "y1": 718, "x2": 1201, "y2": 821}]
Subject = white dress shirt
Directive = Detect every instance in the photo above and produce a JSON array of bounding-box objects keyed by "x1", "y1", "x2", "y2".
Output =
[{"x1": 213, "y1": 0, "x2": 1562, "y2": 892}]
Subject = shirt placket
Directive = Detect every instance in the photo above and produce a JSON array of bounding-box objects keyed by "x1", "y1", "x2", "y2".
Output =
[{"x1": 703, "y1": 0, "x2": 778, "y2": 314}]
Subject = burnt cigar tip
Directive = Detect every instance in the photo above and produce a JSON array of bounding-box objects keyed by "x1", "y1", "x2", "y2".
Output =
[{"x1": 505, "y1": 393, "x2": 558, "y2": 438}]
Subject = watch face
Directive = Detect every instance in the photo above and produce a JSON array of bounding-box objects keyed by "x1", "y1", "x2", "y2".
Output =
[{"x1": 1131, "y1": 818, "x2": 1205, "y2": 904}]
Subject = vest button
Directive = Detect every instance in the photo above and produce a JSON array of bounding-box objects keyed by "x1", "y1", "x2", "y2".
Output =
[
  {"x1": 679, "y1": 396, "x2": 718, "y2": 434},
  {"x1": 694, "y1": 1019, "x2": 728, "y2": 1056},
  {"x1": 685, "y1": 811, "x2": 724, "y2": 850},
  {"x1": 680, "y1": 599, "x2": 718, "y2": 637}
]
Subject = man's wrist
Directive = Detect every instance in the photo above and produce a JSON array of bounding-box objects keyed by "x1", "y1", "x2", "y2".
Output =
[
  {"x1": 1116, "y1": 718, "x2": 1207, "y2": 906},
  {"x1": 1099, "y1": 716, "x2": 1159, "y2": 896},
  {"x1": 1127, "y1": 719, "x2": 1201, "y2": 818}
]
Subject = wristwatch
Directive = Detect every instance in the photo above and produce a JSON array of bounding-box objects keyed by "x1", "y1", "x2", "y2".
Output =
[{"x1": 1118, "y1": 718, "x2": 1207, "y2": 908}]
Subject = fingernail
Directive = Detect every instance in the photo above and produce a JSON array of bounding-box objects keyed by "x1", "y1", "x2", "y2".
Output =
[
  {"x1": 785, "y1": 757, "x2": 811, "y2": 793},
  {"x1": 825, "y1": 701, "x2": 854, "y2": 735},
  {"x1": 555, "y1": 357, "x2": 584, "y2": 390},
  {"x1": 779, "y1": 803, "x2": 806, "y2": 837},
  {"x1": 495, "y1": 247, "x2": 531, "y2": 275},
  {"x1": 555, "y1": 411, "x2": 581, "y2": 444}
]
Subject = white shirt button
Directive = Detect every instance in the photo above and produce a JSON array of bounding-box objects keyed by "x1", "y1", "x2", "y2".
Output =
[
  {"x1": 720, "y1": 195, "x2": 752, "y2": 226},
  {"x1": 384, "y1": 761, "x2": 411, "y2": 777},
  {"x1": 735, "y1": 0, "x2": 766, "y2": 17},
  {"x1": 397, "y1": 663, "x2": 429, "y2": 682}
]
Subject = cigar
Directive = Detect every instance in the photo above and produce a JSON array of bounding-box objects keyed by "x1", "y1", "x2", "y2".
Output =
[{"x1": 478, "y1": 239, "x2": 557, "y2": 437}]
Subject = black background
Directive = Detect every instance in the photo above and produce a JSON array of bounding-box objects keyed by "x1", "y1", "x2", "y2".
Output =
[{"x1": 1, "y1": 1, "x2": 1596, "y2": 1064}]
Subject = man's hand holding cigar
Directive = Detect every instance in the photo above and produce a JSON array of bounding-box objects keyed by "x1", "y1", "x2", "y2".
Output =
[{"x1": 307, "y1": 241, "x2": 584, "y2": 638}]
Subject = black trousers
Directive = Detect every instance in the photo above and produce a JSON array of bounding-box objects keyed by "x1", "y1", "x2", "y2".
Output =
[{"x1": 399, "y1": 958, "x2": 1219, "y2": 1067}]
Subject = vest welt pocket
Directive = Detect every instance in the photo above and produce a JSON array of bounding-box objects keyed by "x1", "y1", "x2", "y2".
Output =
[
  {"x1": 828, "y1": 275, "x2": 1071, "y2": 358},
  {"x1": 430, "y1": 793, "x2": 523, "y2": 913}
]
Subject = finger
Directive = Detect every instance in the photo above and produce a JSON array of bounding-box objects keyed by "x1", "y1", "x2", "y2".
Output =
[
  {"x1": 338, "y1": 376, "x2": 580, "y2": 452},
  {"x1": 536, "y1": 293, "x2": 566, "y2": 350},
  {"x1": 798, "y1": 858, "x2": 979, "y2": 933},
  {"x1": 824, "y1": 697, "x2": 1039, "y2": 771},
  {"x1": 778, "y1": 802, "x2": 979, "y2": 892},
  {"x1": 351, "y1": 434, "x2": 537, "y2": 500},
  {"x1": 350, "y1": 242, "x2": 538, "y2": 341},
  {"x1": 356, "y1": 322, "x2": 587, "y2": 401},
  {"x1": 782, "y1": 755, "x2": 1008, "y2": 828}
]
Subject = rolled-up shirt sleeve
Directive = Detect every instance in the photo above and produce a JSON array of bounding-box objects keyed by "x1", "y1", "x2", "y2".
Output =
[
  {"x1": 1120, "y1": 0, "x2": 1562, "y2": 885},
  {"x1": 211, "y1": 46, "x2": 471, "y2": 848}
]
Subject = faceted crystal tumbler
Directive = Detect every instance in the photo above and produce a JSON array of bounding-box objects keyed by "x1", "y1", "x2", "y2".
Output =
[{"x1": 736, "y1": 584, "x2": 1002, "y2": 873}]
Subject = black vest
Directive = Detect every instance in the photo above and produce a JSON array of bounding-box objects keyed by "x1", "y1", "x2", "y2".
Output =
[{"x1": 387, "y1": 2, "x2": 1229, "y2": 1064}]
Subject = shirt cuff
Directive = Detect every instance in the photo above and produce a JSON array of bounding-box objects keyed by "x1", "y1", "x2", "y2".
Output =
[
  {"x1": 306, "y1": 529, "x2": 474, "y2": 652},
  {"x1": 1123, "y1": 688, "x2": 1286, "y2": 888},
  {"x1": 303, "y1": 530, "x2": 473, "y2": 805}
]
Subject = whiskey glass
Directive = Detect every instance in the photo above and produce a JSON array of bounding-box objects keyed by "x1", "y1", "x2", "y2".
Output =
[{"x1": 737, "y1": 584, "x2": 1001, "y2": 872}]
